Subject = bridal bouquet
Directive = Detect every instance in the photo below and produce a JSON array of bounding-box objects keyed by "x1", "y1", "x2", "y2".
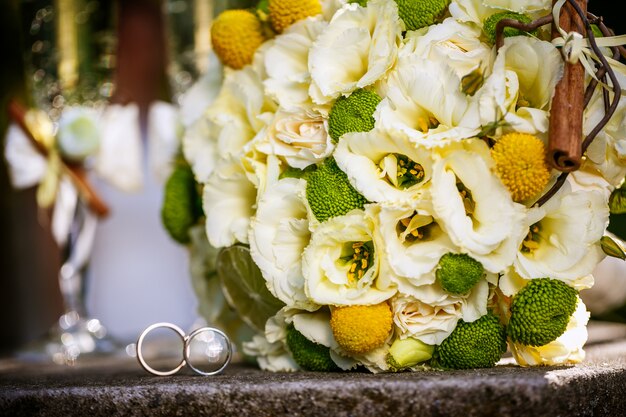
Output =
[{"x1": 168, "y1": 0, "x2": 626, "y2": 372}]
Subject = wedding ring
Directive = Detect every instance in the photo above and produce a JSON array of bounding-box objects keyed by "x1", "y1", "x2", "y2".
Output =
[
  {"x1": 136, "y1": 322, "x2": 187, "y2": 376},
  {"x1": 184, "y1": 327, "x2": 232, "y2": 376}
]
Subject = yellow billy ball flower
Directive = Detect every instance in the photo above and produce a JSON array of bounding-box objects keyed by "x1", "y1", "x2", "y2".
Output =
[
  {"x1": 330, "y1": 302, "x2": 393, "y2": 355},
  {"x1": 269, "y1": 0, "x2": 322, "y2": 33},
  {"x1": 211, "y1": 10, "x2": 265, "y2": 69},
  {"x1": 491, "y1": 132, "x2": 550, "y2": 202}
]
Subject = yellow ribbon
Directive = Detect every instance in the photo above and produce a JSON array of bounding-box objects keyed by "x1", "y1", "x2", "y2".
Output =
[
  {"x1": 23, "y1": 108, "x2": 62, "y2": 208},
  {"x1": 551, "y1": 0, "x2": 626, "y2": 94}
]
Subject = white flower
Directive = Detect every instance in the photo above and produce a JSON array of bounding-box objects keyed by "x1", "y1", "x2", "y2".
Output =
[
  {"x1": 334, "y1": 129, "x2": 433, "y2": 203},
  {"x1": 366, "y1": 202, "x2": 456, "y2": 282},
  {"x1": 476, "y1": 37, "x2": 563, "y2": 135},
  {"x1": 401, "y1": 18, "x2": 494, "y2": 80},
  {"x1": 308, "y1": 0, "x2": 402, "y2": 104},
  {"x1": 303, "y1": 209, "x2": 397, "y2": 306},
  {"x1": 499, "y1": 268, "x2": 594, "y2": 301},
  {"x1": 249, "y1": 178, "x2": 318, "y2": 311},
  {"x1": 4, "y1": 122, "x2": 49, "y2": 189},
  {"x1": 243, "y1": 334, "x2": 298, "y2": 372},
  {"x1": 391, "y1": 279, "x2": 490, "y2": 345},
  {"x1": 94, "y1": 103, "x2": 143, "y2": 193},
  {"x1": 182, "y1": 113, "x2": 220, "y2": 183},
  {"x1": 583, "y1": 91, "x2": 626, "y2": 187},
  {"x1": 375, "y1": 56, "x2": 481, "y2": 147},
  {"x1": 178, "y1": 50, "x2": 223, "y2": 128},
  {"x1": 203, "y1": 157, "x2": 257, "y2": 247},
  {"x1": 449, "y1": 0, "x2": 550, "y2": 25},
  {"x1": 256, "y1": 107, "x2": 334, "y2": 169},
  {"x1": 264, "y1": 17, "x2": 328, "y2": 111},
  {"x1": 56, "y1": 106, "x2": 101, "y2": 161},
  {"x1": 146, "y1": 101, "x2": 181, "y2": 183},
  {"x1": 510, "y1": 297, "x2": 590, "y2": 366},
  {"x1": 514, "y1": 184, "x2": 609, "y2": 283},
  {"x1": 430, "y1": 140, "x2": 527, "y2": 272},
  {"x1": 207, "y1": 66, "x2": 276, "y2": 153}
]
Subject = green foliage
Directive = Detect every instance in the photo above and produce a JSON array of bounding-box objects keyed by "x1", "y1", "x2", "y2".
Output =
[
  {"x1": 432, "y1": 312, "x2": 507, "y2": 369},
  {"x1": 348, "y1": 0, "x2": 369, "y2": 6},
  {"x1": 436, "y1": 253, "x2": 485, "y2": 294},
  {"x1": 507, "y1": 278, "x2": 578, "y2": 347},
  {"x1": 483, "y1": 11, "x2": 535, "y2": 45},
  {"x1": 328, "y1": 89, "x2": 381, "y2": 142},
  {"x1": 306, "y1": 158, "x2": 368, "y2": 222},
  {"x1": 161, "y1": 162, "x2": 203, "y2": 244},
  {"x1": 394, "y1": 0, "x2": 450, "y2": 31},
  {"x1": 286, "y1": 324, "x2": 340, "y2": 372}
]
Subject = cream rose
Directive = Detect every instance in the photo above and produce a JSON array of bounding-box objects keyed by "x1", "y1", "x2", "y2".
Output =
[{"x1": 257, "y1": 108, "x2": 334, "y2": 169}]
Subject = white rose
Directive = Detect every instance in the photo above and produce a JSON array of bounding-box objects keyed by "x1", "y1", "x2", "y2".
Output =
[
  {"x1": 510, "y1": 297, "x2": 590, "y2": 366},
  {"x1": 334, "y1": 129, "x2": 432, "y2": 203},
  {"x1": 391, "y1": 279, "x2": 489, "y2": 345},
  {"x1": 308, "y1": 0, "x2": 402, "y2": 104},
  {"x1": 303, "y1": 209, "x2": 397, "y2": 306},
  {"x1": 249, "y1": 178, "x2": 318, "y2": 310},
  {"x1": 257, "y1": 108, "x2": 334, "y2": 169}
]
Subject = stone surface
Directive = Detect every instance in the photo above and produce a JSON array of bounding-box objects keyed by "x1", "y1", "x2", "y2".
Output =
[{"x1": 0, "y1": 325, "x2": 625, "y2": 417}]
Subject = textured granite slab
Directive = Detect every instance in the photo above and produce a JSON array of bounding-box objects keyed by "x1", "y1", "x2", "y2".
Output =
[{"x1": 0, "y1": 323, "x2": 625, "y2": 417}]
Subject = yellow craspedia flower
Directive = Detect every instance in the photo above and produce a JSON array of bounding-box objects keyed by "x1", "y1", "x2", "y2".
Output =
[
  {"x1": 330, "y1": 302, "x2": 393, "y2": 355},
  {"x1": 269, "y1": 0, "x2": 322, "y2": 33},
  {"x1": 211, "y1": 9, "x2": 265, "y2": 69},
  {"x1": 491, "y1": 132, "x2": 550, "y2": 203}
]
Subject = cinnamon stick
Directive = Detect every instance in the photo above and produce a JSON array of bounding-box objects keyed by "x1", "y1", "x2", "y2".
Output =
[
  {"x1": 548, "y1": 0, "x2": 587, "y2": 172},
  {"x1": 7, "y1": 99, "x2": 110, "y2": 218}
]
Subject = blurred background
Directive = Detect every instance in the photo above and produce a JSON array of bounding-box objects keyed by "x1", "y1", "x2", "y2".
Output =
[{"x1": 1, "y1": 0, "x2": 626, "y2": 358}]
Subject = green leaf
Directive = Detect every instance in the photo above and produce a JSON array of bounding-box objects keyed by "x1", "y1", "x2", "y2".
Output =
[
  {"x1": 601, "y1": 235, "x2": 626, "y2": 260},
  {"x1": 217, "y1": 245, "x2": 285, "y2": 332}
]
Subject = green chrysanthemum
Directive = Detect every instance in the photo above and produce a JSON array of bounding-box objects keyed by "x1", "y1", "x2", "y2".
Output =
[
  {"x1": 483, "y1": 11, "x2": 536, "y2": 45},
  {"x1": 286, "y1": 324, "x2": 339, "y2": 372},
  {"x1": 395, "y1": 0, "x2": 450, "y2": 31},
  {"x1": 433, "y1": 312, "x2": 507, "y2": 369},
  {"x1": 436, "y1": 253, "x2": 485, "y2": 294},
  {"x1": 161, "y1": 162, "x2": 203, "y2": 244},
  {"x1": 306, "y1": 158, "x2": 368, "y2": 222},
  {"x1": 507, "y1": 278, "x2": 578, "y2": 347},
  {"x1": 328, "y1": 89, "x2": 381, "y2": 143}
]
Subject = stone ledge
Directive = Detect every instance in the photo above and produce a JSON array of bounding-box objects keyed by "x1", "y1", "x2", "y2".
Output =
[{"x1": 0, "y1": 336, "x2": 625, "y2": 417}]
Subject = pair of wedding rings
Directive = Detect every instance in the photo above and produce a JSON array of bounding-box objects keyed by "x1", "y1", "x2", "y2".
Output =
[{"x1": 136, "y1": 322, "x2": 232, "y2": 376}]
